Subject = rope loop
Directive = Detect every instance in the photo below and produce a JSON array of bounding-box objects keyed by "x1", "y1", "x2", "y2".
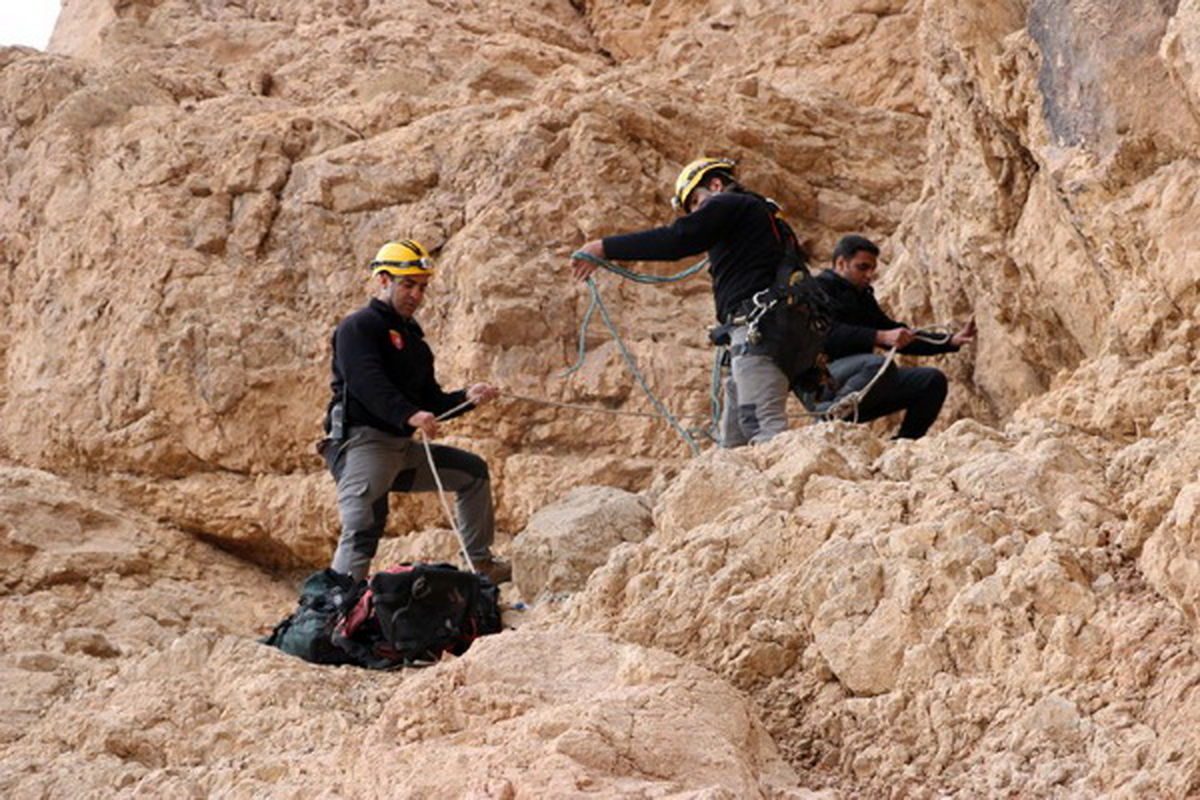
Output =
[
  {"x1": 571, "y1": 250, "x2": 709, "y2": 284},
  {"x1": 557, "y1": 251, "x2": 708, "y2": 457}
]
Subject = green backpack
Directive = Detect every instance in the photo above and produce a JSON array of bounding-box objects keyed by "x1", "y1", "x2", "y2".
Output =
[{"x1": 260, "y1": 568, "x2": 357, "y2": 665}]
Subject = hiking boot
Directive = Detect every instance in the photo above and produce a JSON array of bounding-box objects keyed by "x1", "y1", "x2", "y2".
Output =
[{"x1": 474, "y1": 557, "x2": 512, "y2": 585}]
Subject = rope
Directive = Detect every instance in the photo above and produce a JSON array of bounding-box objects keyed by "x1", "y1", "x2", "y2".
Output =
[
  {"x1": 560, "y1": 251, "x2": 708, "y2": 377},
  {"x1": 573, "y1": 250, "x2": 709, "y2": 284},
  {"x1": 561, "y1": 250, "x2": 708, "y2": 457},
  {"x1": 811, "y1": 328, "x2": 958, "y2": 422},
  {"x1": 504, "y1": 392, "x2": 710, "y2": 420},
  {"x1": 818, "y1": 346, "x2": 899, "y2": 423},
  {"x1": 415, "y1": 400, "x2": 483, "y2": 573},
  {"x1": 706, "y1": 346, "x2": 725, "y2": 441},
  {"x1": 912, "y1": 326, "x2": 955, "y2": 346}
]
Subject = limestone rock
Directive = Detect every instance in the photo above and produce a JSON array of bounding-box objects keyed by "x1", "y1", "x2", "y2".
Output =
[
  {"x1": 0, "y1": 466, "x2": 819, "y2": 799},
  {"x1": 511, "y1": 484, "x2": 653, "y2": 600},
  {"x1": 562, "y1": 419, "x2": 1200, "y2": 795},
  {"x1": 4, "y1": 0, "x2": 1200, "y2": 796}
]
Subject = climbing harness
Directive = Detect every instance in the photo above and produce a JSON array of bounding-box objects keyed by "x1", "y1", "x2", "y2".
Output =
[{"x1": 729, "y1": 287, "x2": 777, "y2": 346}]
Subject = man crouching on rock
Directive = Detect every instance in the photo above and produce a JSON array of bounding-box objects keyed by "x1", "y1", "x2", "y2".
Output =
[
  {"x1": 806, "y1": 234, "x2": 977, "y2": 439},
  {"x1": 320, "y1": 239, "x2": 511, "y2": 585}
]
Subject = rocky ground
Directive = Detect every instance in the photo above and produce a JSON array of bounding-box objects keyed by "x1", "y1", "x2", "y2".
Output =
[{"x1": 2, "y1": 0, "x2": 1199, "y2": 797}]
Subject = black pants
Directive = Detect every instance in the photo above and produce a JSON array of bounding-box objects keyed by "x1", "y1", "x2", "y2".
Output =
[{"x1": 825, "y1": 354, "x2": 948, "y2": 439}]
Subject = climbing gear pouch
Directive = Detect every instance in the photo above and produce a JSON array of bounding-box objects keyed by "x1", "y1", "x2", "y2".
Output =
[
  {"x1": 316, "y1": 434, "x2": 347, "y2": 474},
  {"x1": 727, "y1": 271, "x2": 830, "y2": 387},
  {"x1": 756, "y1": 271, "x2": 831, "y2": 381},
  {"x1": 318, "y1": 383, "x2": 351, "y2": 471},
  {"x1": 329, "y1": 400, "x2": 346, "y2": 442}
]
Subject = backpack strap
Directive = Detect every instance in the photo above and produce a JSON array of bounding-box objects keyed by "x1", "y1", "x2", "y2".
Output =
[{"x1": 764, "y1": 210, "x2": 809, "y2": 288}]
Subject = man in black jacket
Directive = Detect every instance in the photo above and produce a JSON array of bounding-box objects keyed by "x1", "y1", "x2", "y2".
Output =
[
  {"x1": 322, "y1": 239, "x2": 510, "y2": 584},
  {"x1": 812, "y1": 234, "x2": 976, "y2": 439},
  {"x1": 571, "y1": 158, "x2": 801, "y2": 448}
]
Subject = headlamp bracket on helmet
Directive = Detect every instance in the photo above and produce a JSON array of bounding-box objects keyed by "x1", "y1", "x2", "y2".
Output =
[{"x1": 370, "y1": 239, "x2": 435, "y2": 277}]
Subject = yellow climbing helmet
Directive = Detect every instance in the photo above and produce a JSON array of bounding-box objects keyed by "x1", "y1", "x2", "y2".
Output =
[
  {"x1": 671, "y1": 157, "x2": 737, "y2": 212},
  {"x1": 369, "y1": 239, "x2": 435, "y2": 277}
]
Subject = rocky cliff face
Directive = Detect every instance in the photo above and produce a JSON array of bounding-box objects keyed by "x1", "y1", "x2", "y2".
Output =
[{"x1": 2, "y1": 0, "x2": 1199, "y2": 797}]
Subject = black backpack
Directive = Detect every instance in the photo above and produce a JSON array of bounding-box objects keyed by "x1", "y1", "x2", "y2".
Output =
[
  {"x1": 331, "y1": 563, "x2": 502, "y2": 670},
  {"x1": 753, "y1": 212, "x2": 833, "y2": 392},
  {"x1": 260, "y1": 568, "x2": 358, "y2": 666}
]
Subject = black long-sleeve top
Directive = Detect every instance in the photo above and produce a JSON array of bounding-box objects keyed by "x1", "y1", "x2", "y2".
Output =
[
  {"x1": 601, "y1": 191, "x2": 786, "y2": 322},
  {"x1": 326, "y1": 298, "x2": 470, "y2": 437},
  {"x1": 815, "y1": 268, "x2": 960, "y2": 360}
]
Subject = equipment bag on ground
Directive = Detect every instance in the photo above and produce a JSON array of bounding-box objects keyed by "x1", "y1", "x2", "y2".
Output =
[
  {"x1": 260, "y1": 568, "x2": 359, "y2": 666},
  {"x1": 332, "y1": 562, "x2": 502, "y2": 669}
]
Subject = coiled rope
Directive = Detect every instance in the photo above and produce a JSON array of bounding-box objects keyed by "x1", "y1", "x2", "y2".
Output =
[{"x1": 559, "y1": 251, "x2": 712, "y2": 456}]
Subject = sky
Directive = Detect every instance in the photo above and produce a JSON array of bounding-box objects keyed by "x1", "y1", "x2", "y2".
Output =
[{"x1": 2, "y1": 0, "x2": 62, "y2": 49}]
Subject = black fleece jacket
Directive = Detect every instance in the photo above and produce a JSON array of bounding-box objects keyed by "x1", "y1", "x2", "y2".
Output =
[
  {"x1": 326, "y1": 298, "x2": 470, "y2": 437},
  {"x1": 601, "y1": 191, "x2": 786, "y2": 322},
  {"x1": 816, "y1": 268, "x2": 960, "y2": 360}
]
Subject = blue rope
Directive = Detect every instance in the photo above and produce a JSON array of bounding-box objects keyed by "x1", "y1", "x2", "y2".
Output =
[
  {"x1": 573, "y1": 250, "x2": 709, "y2": 284},
  {"x1": 708, "y1": 346, "x2": 724, "y2": 440},
  {"x1": 561, "y1": 251, "x2": 709, "y2": 456},
  {"x1": 560, "y1": 292, "x2": 598, "y2": 378}
]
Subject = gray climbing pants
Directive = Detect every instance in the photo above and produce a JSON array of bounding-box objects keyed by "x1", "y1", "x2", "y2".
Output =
[
  {"x1": 718, "y1": 324, "x2": 791, "y2": 448},
  {"x1": 326, "y1": 425, "x2": 495, "y2": 582}
]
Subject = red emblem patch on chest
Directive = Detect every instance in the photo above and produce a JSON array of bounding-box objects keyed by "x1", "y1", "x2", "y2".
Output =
[{"x1": 388, "y1": 329, "x2": 404, "y2": 350}]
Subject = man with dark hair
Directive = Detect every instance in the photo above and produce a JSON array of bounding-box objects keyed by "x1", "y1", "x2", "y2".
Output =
[
  {"x1": 571, "y1": 157, "x2": 813, "y2": 448},
  {"x1": 808, "y1": 234, "x2": 976, "y2": 439}
]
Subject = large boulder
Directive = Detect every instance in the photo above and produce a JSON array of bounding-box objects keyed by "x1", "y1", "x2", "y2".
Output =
[{"x1": 511, "y1": 485, "x2": 653, "y2": 600}]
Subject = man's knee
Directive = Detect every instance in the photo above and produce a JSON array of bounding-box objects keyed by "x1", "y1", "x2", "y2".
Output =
[
  {"x1": 917, "y1": 367, "x2": 948, "y2": 400},
  {"x1": 336, "y1": 491, "x2": 386, "y2": 534},
  {"x1": 433, "y1": 446, "x2": 489, "y2": 483},
  {"x1": 829, "y1": 354, "x2": 889, "y2": 387},
  {"x1": 460, "y1": 451, "x2": 489, "y2": 482}
]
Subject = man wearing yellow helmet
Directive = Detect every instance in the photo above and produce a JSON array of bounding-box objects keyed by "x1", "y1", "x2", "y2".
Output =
[
  {"x1": 571, "y1": 158, "x2": 808, "y2": 447},
  {"x1": 321, "y1": 240, "x2": 511, "y2": 585}
]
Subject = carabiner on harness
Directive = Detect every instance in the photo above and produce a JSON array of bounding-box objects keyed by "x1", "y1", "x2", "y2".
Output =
[{"x1": 743, "y1": 288, "x2": 780, "y2": 345}]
